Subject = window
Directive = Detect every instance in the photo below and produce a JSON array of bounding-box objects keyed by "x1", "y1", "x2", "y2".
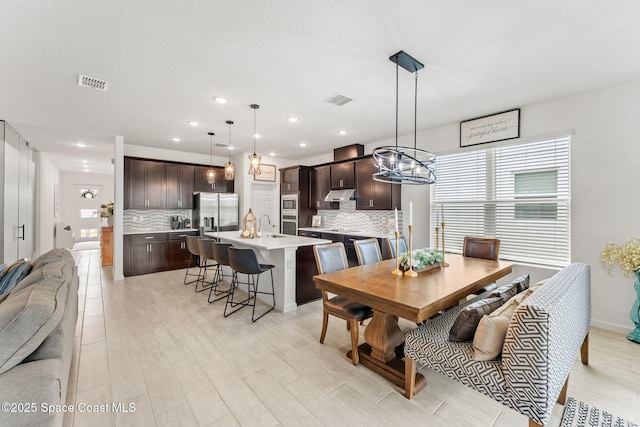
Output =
[
  {"x1": 80, "y1": 228, "x2": 99, "y2": 238},
  {"x1": 431, "y1": 137, "x2": 570, "y2": 267},
  {"x1": 80, "y1": 209, "x2": 99, "y2": 219}
]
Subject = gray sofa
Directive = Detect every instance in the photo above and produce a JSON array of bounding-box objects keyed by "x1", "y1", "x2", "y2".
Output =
[
  {"x1": 404, "y1": 263, "x2": 591, "y2": 427},
  {"x1": 0, "y1": 249, "x2": 79, "y2": 426}
]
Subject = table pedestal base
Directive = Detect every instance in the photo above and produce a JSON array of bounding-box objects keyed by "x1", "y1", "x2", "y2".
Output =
[{"x1": 347, "y1": 343, "x2": 427, "y2": 394}]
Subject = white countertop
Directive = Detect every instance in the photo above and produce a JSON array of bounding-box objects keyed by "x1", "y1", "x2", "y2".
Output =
[
  {"x1": 205, "y1": 230, "x2": 331, "y2": 250},
  {"x1": 124, "y1": 228, "x2": 199, "y2": 235},
  {"x1": 297, "y1": 227, "x2": 393, "y2": 239}
]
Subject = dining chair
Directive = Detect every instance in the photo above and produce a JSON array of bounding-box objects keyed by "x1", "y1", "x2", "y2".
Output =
[
  {"x1": 224, "y1": 247, "x2": 275, "y2": 322},
  {"x1": 385, "y1": 235, "x2": 408, "y2": 258},
  {"x1": 208, "y1": 242, "x2": 234, "y2": 303},
  {"x1": 354, "y1": 238, "x2": 382, "y2": 266},
  {"x1": 313, "y1": 242, "x2": 373, "y2": 365},
  {"x1": 463, "y1": 236, "x2": 501, "y2": 294}
]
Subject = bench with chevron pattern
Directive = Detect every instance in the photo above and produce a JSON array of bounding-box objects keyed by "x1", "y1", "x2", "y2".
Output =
[{"x1": 404, "y1": 263, "x2": 591, "y2": 427}]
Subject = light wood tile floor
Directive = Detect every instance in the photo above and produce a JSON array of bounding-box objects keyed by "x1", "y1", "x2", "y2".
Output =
[{"x1": 64, "y1": 249, "x2": 640, "y2": 426}]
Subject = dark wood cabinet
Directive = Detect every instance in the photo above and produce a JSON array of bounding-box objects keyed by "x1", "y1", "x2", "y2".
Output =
[
  {"x1": 124, "y1": 231, "x2": 197, "y2": 276},
  {"x1": 280, "y1": 167, "x2": 300, "y2": 194},
  {"x1": 166, "y1": 163, "x2": 194, "y2": 208},
  {"x1": 124, "y1": 158, "x2": 166, "y2": 209},
  {"x1": 167, "y1": 231, "x2": 198, "y2": 269},
  {"x1": 310, "y1": 166, "x2": 338, "y2": 210},
  {"x1": 355, "y1": 157, "x2": 401, "y2": 210},
  {"x1": 330, "y1": 162, "x2": 355, "y2": 189},
  {"x1": 193, "y1": 165, "x2": 234, "y2": 193}
]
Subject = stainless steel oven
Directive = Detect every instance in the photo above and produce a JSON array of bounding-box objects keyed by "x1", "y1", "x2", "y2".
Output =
[{"x1": 281, "y1": 194, "x2": 299, "y2": 236}]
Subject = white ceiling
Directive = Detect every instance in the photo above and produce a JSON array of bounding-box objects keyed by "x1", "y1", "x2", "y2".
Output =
[{"x1": 2, "y1": 0, "x2": 640, "y2": 175}]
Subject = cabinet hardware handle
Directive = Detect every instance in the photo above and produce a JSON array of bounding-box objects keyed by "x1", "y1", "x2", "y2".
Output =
[
  {"x1": 145, "y1": 236, "x2": 154, "y2": 239},
  {"x1": 18, "y1": 225, "x2": 25, "y2": 240},
  {"x1": 179, "y1": 234, "x2": 186, "y2": 237},
  {"x1": 348, "y1": 238, "x2": 356, "y2": 242}
]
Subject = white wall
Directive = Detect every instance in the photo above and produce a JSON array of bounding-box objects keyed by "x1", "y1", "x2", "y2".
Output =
[
  {"x1": 35, "y1": 152, "x2": 60, "y2": 256},
  {"x1": 361, "y1": 79, "x2": 640, "y2": 333}
]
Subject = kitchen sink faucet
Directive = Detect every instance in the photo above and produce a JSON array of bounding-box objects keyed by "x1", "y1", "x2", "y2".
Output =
[{"x1": 259, "y1": 214, "x2": 274, "y2": 236}]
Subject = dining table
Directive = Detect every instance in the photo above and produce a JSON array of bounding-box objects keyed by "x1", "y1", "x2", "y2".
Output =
[{"x1": 313, "y1": 254, "x2": 513, "y2": 395}]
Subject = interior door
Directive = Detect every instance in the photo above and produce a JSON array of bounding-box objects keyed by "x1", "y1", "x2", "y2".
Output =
[
  {"x1": 18, "y1": 138, "x2": 35, "y2": 259},
  {"x1": 3, "y1": 141, "x2": 20, "y2": 263},
  {"x1": 251, "y1": 184, "x2": 277, "y2": 233}
]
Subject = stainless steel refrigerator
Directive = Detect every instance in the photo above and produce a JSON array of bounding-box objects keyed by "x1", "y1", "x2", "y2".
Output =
[{"x1": 193, "y1": 192, "x2": 239, "y2": 235}]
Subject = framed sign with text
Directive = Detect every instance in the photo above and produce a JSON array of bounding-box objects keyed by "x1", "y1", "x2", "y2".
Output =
[
  {"x1": 460, "y1": 109, "x2": 520, "y2": 147},
  {"x1": 253, "y1": 163, "x2": 277, "y2": 182}
]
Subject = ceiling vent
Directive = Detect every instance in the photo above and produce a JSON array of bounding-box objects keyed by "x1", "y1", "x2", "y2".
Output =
[
  {"x1": 324, "y1": 93, "x2": 353, "y2": 107},
  {"x1": 78, "y1": 74, "x2": 109, "y2": 92}
]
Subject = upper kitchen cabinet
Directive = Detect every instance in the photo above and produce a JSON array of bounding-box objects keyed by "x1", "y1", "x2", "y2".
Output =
[
  {"x1": 330, "y1": 162, "x2": 355, "y2": 189},
  {"x1": 310, "y1": 165, "x2": 338, "y2": 210},
  {"x1": 280, "y1": 167, "x2": 300, "y2": 194},
  {"x1": 124, "y1": 158, "x2": 166, "y2": 209},
  {"x1": 166, "y1": 163, "x2": 194, "y2": 208},
  {"x1": 193, "y1": 165, "x2": 234, "y2": 193},
  {"x1": 355, "y1": 156, "x2": 401, "y2": 210}
]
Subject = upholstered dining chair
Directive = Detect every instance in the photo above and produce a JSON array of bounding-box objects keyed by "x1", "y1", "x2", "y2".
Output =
[
  {"x1": 463, "y1": 236, "x2": 501, "y2": 294},
  {"x1": 385, "y1": 235, "x2": 408, "y2": 258},
  {"x1": 354, "y1": 238, "x2": 382, "y2": 266},
  {"x1": 313, "y1": 242, "x2": 373, "y2": 365}
]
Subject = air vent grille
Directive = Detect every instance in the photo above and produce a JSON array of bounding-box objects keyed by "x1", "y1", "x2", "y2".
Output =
[
  {"x1": 78, "y1": 74, "x2": 109, "y2": 91},
  {"x1": 324, "y1": 93, "x2": 353, "y2": 106}
]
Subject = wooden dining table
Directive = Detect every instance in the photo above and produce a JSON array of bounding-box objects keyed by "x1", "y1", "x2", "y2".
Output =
[{"x1": 313, "y1": 254, "x2": 513, "y2": 395}]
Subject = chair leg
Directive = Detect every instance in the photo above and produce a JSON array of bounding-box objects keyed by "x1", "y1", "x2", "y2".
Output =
[
  {"x1": 557, "y1": 376, "x2": 569, "y2": 405},
  {"x1": 319, "y1": 312, "x2": 329, "y2": 344},
  {"x1": 251, "y1": 268, "x2": 275, "y2": 322},
  {"x1": 581, "y1": 333, "x2": 589, "y2": 365},
  {"x1": 349, "y1": 319, "x2": 359, "y2": 365},
  {"x1": 528, "y1": 419, "x2": 543, "y2": 427},
  {"x1": 404, "y1": 356, "x2": 416, "y2": 399}
]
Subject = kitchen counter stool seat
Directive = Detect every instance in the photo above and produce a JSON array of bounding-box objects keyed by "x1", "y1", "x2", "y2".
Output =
[
  {"x1": 208, "y1": 242, "x2": 234, "y2": 303},
  {"x1": 184, "y1": 235, "x2": 204, "y2": 287},
  {"x1": 224, "y1": 247, "x2": 275, "y2": 322},
  {"x1": 195, "y1": 238, "x2": 218, "y2": 293}
]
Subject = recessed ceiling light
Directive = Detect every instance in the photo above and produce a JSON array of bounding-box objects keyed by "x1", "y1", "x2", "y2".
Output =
[
  {"x1": 269, "y1": 152, "x2": 276, "y2": 156},
  {"x1": 171, "y1": 137, "x2": 181, "y2": 142},
  {"x1": 187, "y1": 121, "x2": 199, "y2": 126},
  {"x1": 84, "y1": 169, "x2": 90, "y2": 173},
  {"x1": 299, "y1": 143, "x2": 307, "y2": 147},
  {"x1": 337, "y1": 130, "x2": 348, "y2": 135},
  {"x1": 81, "y1": 159, "x2": 88, "y2": 163},
  {"x1": 287, "y1": 116, "x2": 299, "y2": 123},
  {"x1": 83, "y1": 164, "x2": 88, "y2": 168},
  {"x1": 213, "y1": 96, "x2": 227, "y2": 104},
  {"x1": 253, "y1": 134, "x2": 261, "y2": 138},
  {"x1": 76, "y1": 142, "x2": 86, "y2": 148}
]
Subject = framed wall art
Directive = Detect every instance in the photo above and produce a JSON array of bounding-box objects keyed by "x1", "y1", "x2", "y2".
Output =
[
  {"x1": 253, "y1": 163, "x2": 276, "y2": 182},
  {"x1": 460, "y1": 108, "x2": 520, "y2": 147}
]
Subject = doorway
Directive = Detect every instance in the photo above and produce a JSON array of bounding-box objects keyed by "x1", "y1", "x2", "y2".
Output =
[{"x1": 74, "y1": 184, "x2": 105, "y2": 242}]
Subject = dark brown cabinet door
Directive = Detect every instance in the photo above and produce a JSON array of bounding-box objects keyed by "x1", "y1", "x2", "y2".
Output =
[
  {"x1": 193, "y1": 165, "x2": 232, "y2": 193},
  {"x1": 124, "y1": 158, "x2": 166, "y2": 209},
  {"x1": 148, "y1": 241, "x2": 168, "y2": 272},
  {"x1": 168, "y1": 231, "x2": 198, "y2": 269},
  {"x1": 123, "y1": 233, "x2": 169, "y2": 276},
  {"x1": 310, "y1": 166, "x2": 338, "y2": 210},
  {"x1": 280, "y1": 168, "x2": 299, "y2": 194},
  {"x1": 330, "y1": 162, "x2": 355, "y2": 189},
  {"x1": 146, "y1": 161, "x2": 166, "y2": 208},
  {"x1": 355, "y1": 157, "x2": 400, "y2": 210},
  {"x1": 167, "y1": 164, "x2": 194, "y2": 208}
]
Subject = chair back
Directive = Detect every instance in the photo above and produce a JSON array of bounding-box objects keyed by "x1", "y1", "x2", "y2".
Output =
[
  {"x1": 186, "y1": 235, "x2": 201, "y2": 256},
  {"x1": 354, "y1": 238, "x2": 382, "y2": 265},
  {"x1": 313, "y1": 242, "x2": 348, "y2": 275},
  {"x1": 197, "y1": 238, "x2": 215, "y2": 260},
  {"x1": 463, "y1": 236, "x2": 500, "y2": 261},
  {"x1": 212, "y1": 242, "x2": 233, "y2": 266},
  {"x1": 385, "y1": 235, "x2": 408, "y2": 258},
  {"x1": 228, "y1": 247, "x2": 262, "y2": 275}
]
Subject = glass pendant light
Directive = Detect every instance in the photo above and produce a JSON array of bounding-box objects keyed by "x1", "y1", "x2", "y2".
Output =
[
  {"x1": 247, "y1": 104, "x2": 262, "y2": 175},
  {"x1": 372, "y1": 51, "x2": 437, "y2": 185},
  {"x1": 206, "y1": 132, "x2": 216, "y2": 185},
  {"x1": 224, "y1": 120, "x2": 236, "y2": 180}
]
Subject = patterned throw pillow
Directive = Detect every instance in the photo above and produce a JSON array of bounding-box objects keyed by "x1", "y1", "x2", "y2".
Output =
[
  {"x1": 0, "y1": 260, "x2": 32, "y2": 295},
  {"x1": 448, "y1": 297, "x2": 504, "y2": 342},
  {"x1": 488, "y1": 274, "x2": 530, "y2": 301}
]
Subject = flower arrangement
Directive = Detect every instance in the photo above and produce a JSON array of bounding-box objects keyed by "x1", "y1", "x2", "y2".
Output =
[
  {"x1": 602, "y1": 237, "x2": 640, "y2": 277},
  {"x1": 399, "y1": 247, "x2": 443, "y2": 271},
  {"x1": 240, "y1": 229, "x2": 256, "y2": 239},
  {"x1": 99, "y1": 200, "x2": 114, "y2": 219}
]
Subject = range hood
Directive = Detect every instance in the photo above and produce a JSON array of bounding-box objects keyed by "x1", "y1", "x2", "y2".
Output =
[{"x1": 324, "y1": 189, "x2": 355, "y2": 202}]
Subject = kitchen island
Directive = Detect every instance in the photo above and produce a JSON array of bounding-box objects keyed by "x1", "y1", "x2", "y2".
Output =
[{"x1": 204, "y1": 231, "x2": 331, "y2": 312}]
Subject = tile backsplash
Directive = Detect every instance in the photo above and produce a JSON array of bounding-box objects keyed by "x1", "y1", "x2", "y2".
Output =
[
  {"x1": 317, "y1": 201, "x2": 402, "y2": 234},
  {"x1": 123, "y1": 209, "x2": 192, "y2": 232}
]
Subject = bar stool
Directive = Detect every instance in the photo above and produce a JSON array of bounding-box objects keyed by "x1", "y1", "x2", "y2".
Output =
[
  {"x1": 224, "y1": 247, "x2": 275, "y2": 322},
  {"x1": 184, "y1": 235, "x2": 203, "y2": 286},
  {"x1": 195, "y1": 238, "x2": 217, "y2": 293},
  {"x1": 208, "y1": 242, "x2": 234, "y2": 303}
]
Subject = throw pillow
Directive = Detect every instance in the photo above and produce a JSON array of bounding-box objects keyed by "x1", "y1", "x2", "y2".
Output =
[
  {"x1": 488, "y1": 274, "x2": 530, "y2": 301},
  {"x1": 0, "y1": 264, "x2": 7, "y2": 281},
  {"x1": 0, "y1": 261, "x2": 32, "y2": 295},
  {"x1": 472, "y1": 279, "x2": 546, "y2": 360},
  {"x1": 0, "y1": 275, "x2": 68, "y2": 374},
  {"x1": 449, "y1": 297, "x2": 504, "y2": 342}
]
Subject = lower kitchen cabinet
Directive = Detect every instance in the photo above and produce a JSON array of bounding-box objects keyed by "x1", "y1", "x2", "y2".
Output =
[
  {"x1": 295, "y1": 245, "x2": 322, "y2": 305},
  {"x1": 124, "y1": 231, "x2": 198, "y2": 277}
]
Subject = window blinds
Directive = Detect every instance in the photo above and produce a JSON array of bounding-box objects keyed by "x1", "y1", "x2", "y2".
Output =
[{"x1": 431, "y1": 137, "x2": 570, "y2": 267}]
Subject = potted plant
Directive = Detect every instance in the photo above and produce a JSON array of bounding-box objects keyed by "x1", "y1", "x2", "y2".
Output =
[
  {"x1": 99, "y1": 200, "x2": 114, "y2": 226},
  {"x1": 399, "y1": 247, "x2": 443, "y2": 272},
  {"x1": 602, "y1": 237, "x2": 640, "y2": 343}
]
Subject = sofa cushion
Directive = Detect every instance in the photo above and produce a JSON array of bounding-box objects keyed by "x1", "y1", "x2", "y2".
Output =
[
  {"x1": 0, "y1": 273, "x2": 68, "y2": 374},
  {"x1": 473, "y1": 280, "x2": 546, "y2": 360},
  {"x1": 31, "y1": 249, "x2": 74, "y2": 270},
  {"x1": 0, "y1": 260, "x2": 32, "y2": 295},
  {"x1": 11, "y1": 260, "x2": 73, "y2": 295},
  {"x1": 449, "y1": 297, "x2": 504, "y2": 342}
]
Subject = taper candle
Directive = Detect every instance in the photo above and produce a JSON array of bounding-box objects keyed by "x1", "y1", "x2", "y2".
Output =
[
  {"x1": 394, "y1": 208, "x2": 398, "y2": 231},
  {"x1": 409, "y1": 201, "x2": 413, "y2": 226}
]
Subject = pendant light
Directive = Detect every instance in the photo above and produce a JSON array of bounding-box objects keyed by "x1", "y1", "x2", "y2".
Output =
[
  {"x1": 372, "y1": 51, "x2": 437, "y2": 185},
  {"x1": 206, "y1": 132, "x2": 216, "y2": 185},
  {"x1": 247, "y1": 104, "x2": 262, "y2": 175},
  {"x1": 224, "y1": 120, "x2": 236, "y2": 180}
]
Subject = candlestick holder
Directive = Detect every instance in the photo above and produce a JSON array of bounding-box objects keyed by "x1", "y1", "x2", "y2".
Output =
[
  {"x1": 391, "y1": 231, "x2": 403, "y2": 276},
  {"x1": 435, "y1": 226, "x2": 439, "y2": 251},
  {"x1": 440, "y1": 222, "x2": 449, "y2": 267},
  {"x1": 404, "y1": 225, "x2": 418, "y2": 277}
]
